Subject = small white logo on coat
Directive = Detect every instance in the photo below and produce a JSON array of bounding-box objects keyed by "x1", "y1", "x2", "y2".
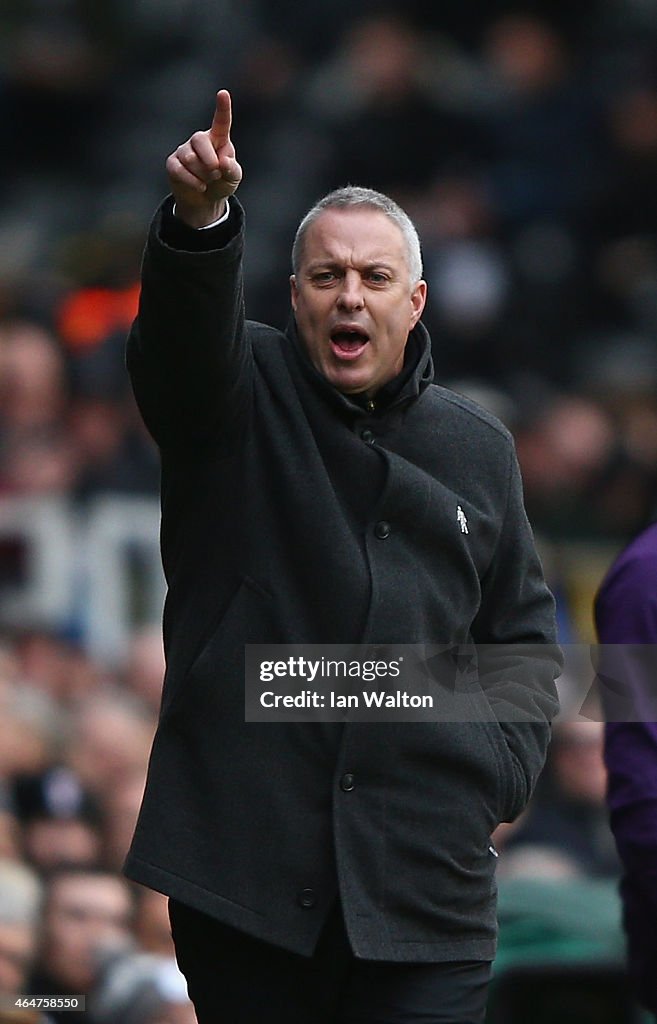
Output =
[{"x1": 457, "y1": 506, "x2": 469, "y2": 534}]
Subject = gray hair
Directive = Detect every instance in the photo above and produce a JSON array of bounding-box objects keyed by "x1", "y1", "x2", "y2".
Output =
[{"x1": 292, "y1": 186, "x2": 423, "y2": 284}]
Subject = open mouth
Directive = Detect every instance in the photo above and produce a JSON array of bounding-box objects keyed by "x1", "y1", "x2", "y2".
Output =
[{"x1": 330, "y1": 327, "x2": 370, "y2": 361}]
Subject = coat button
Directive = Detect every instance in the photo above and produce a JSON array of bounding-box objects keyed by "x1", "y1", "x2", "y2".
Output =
[
  {"x1": 374, "y1": 521, "x2": 390, "y2": 539},
  {"x1": 298, "y1": 888, "x2": 316, "y2": 908},
  {"x1": 361, "y1": 429, "x2": 375, "y2": 445},
  {"x1": 340, "y1": 773, "x2": 355, "y2": 792}
]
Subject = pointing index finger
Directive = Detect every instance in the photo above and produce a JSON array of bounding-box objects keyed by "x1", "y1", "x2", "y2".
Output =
[{"x1": 209, "y1": 89, "x2": 232, "y2": 149}]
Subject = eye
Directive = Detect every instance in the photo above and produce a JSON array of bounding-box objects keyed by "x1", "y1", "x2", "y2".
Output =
[
  {"x1": 367, "y1": 271, "x2": 390, "y2": 285},
  {"x1": 312, "y1": 270, "x2": 337, "y2": 285}
]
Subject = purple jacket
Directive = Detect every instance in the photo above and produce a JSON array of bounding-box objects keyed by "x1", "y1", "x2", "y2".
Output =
[{"x1": 595, "y1": 522, "x2": 657, "y2": 1012}]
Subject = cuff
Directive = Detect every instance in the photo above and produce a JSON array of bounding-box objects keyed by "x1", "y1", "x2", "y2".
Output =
[
  {"x1": 172, "y1": 199, "x2": 231, "y2": 229},
  {"x1": 160, "y1": 196, "x2": 237, "y2": 252}
]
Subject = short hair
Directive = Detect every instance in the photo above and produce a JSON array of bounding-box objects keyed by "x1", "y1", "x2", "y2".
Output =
[
  {"x1": 292, "y1": 186, "x2": 423, "y2": 284},
  {"x1": 43, "y1": 864, "x2": 135, "y2": 920}
]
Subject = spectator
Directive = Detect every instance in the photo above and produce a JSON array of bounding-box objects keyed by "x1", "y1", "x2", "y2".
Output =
[
  {"x1": 0, "y1": 685, "x2": 66, "y2": 783},
  {"x1": 0, "y1": 323, "x2": 74, "y2": 498},
  {"x1": 11, "y1": 767, "x2": 102, "y2": 873},
  {"x1": 514, "y1": 394, "x2": 618, "y2": 539},
  {"x1": 595, "y1": 521, "x2": 657, "y2": 1014},
  {"x1": 13, "y1": 631, "x2": 104, "y2": 705},
  {"x1": 67, "y1": 692, "x2": 155, "y2": 798},
  {"x1": 27, "y1": 867, "x2": 134, "y2": 1023},
  {"x1": 478, "y1": 14, "x2": 605, "y2": 224},
  {"x1": 311, "y1": 14, "x2": 475, "y2": 197}
]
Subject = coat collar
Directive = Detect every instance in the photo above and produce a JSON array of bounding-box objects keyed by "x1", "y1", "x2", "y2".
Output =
[{"x1": 284, "y1": 317, "x2": 434, "y2": 418}]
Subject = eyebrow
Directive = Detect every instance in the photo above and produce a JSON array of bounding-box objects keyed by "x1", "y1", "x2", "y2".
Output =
[{"x1": 305, "y1": 259, "x2": 397, "y2": 273}]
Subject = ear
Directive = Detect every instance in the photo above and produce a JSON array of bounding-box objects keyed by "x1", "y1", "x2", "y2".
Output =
[
  {"x1": 409, "y1": 280, "x2": 427, "y2": 328},
  {"x1": 290, "y1": 275, "x2": 298, "y2": 312}
]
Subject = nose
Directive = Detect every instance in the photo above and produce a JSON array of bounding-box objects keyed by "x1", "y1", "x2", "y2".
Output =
[{"x1": 337, "y1": 270, "x2": 364, "y2": 311}]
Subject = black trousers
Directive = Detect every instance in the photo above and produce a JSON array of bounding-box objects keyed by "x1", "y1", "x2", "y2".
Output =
[{"x1": 169, "y1": 898, "x2": 491, "y2": 1024}]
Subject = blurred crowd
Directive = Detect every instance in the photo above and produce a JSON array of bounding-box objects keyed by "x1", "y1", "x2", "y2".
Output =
[
  {"x1": 1, "y1": 0, "x2": 656, "y2": 1020},
  {"x1": 0, "y1": 624, "x2": 197, "y2": 1022},
  {"x1": 2, "y1": 0, "x2": 657, "y2": 539}
]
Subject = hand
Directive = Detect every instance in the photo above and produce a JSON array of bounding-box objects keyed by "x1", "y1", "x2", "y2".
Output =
[{"x1": 166, "y1": 89, "x2": 243, "y2": 228}]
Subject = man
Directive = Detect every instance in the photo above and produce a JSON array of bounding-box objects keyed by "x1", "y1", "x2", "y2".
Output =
[
  {"x1": 124, "y1": 90, "x2": 560, "y2": 1024},
  {"x1": 11, "y1": 767, "x2": 102, "y2": 873},
  {"x1": 595, "y1": 522, "x2": 657, "y2": 1016},
  {"x1": 27, "y1": 867, "x2": 134, "y2": 1023}
]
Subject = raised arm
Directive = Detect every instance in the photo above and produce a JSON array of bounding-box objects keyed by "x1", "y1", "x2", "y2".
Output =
[{"x1": 127, "y1": 91, "x2": 250, "y2": 449}]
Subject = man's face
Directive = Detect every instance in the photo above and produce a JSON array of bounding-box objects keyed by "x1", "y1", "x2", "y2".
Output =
[
  {"x1": 290, "y1": 208, "x2": 426, "y2": 397},
  {"x1": 42, "y1": 874, "x2": 133, "y2": 991}
]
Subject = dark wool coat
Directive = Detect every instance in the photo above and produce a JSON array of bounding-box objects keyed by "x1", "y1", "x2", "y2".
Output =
[{"x1": 124, "y1": 197, "x2": 560, "y2": 963}]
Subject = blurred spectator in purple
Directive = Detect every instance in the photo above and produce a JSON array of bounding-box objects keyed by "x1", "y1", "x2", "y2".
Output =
[{"x1": 595, "y1": 520, "x2": 657, "y2": 1015}]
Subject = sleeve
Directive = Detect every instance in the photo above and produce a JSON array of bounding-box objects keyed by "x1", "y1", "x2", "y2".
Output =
[
  {"x1": 596, "y1": 537, "x2": 657, "y2": 909},
  {"x1": 472, "y1": 441, "x2": 562, "y2": 821},
  {"x1": 126, "y1": 194, "x2": 251, "y2": 449}
]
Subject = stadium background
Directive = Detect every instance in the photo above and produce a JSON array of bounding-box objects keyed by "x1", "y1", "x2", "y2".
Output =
[{"x1": 1, "y1": 1, "x2": 657, "y2": 1020}]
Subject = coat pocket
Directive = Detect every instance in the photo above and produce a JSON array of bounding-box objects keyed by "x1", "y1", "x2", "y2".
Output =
[
  {"x1": 464, "y1": 689, "x2": 522, "y2": 824},
  {"x1": 160, "y1": 575, "x2": 277, "y2": 721}
]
